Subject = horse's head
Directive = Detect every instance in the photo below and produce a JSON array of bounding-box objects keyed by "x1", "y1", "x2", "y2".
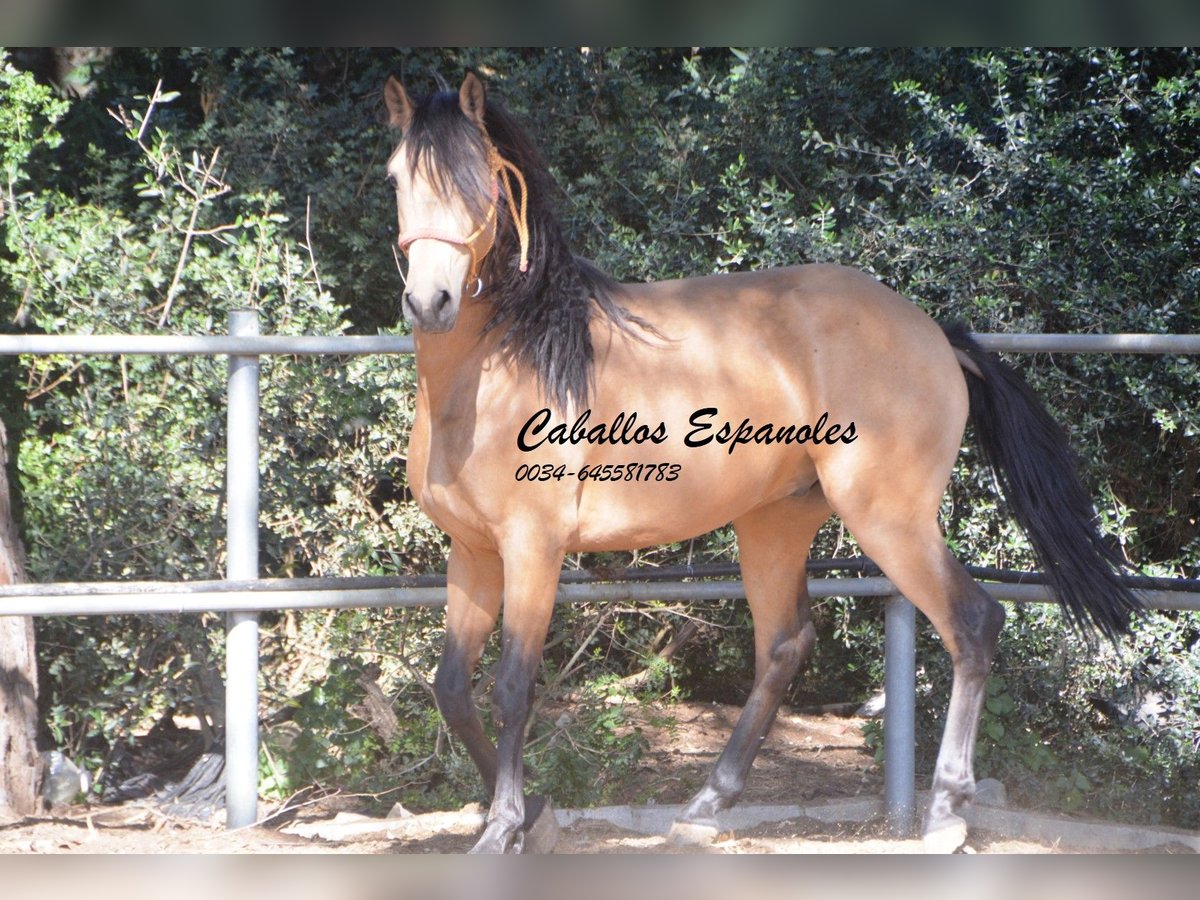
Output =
[{"x1": 384, "y1": 72, "x2": 526, "y2": 334}]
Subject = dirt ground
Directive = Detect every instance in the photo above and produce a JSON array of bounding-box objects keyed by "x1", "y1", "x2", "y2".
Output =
[{"x1": 0, "y1": 701, "x2": 1184, "y2": 854}]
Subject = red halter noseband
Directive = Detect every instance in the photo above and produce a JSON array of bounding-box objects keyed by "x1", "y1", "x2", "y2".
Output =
[{"x1": 396, "y1": 143, "x2": 530, "y2": 292}]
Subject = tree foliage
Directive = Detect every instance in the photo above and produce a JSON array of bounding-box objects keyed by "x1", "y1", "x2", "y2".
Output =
[{"x1": 1, "y1": 47, "x2": 1197, "y2": 824}]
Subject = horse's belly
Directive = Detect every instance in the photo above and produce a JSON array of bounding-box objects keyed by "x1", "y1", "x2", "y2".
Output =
[{"x1": 569, "y1": 447, "x2": 818, "y2": 551}]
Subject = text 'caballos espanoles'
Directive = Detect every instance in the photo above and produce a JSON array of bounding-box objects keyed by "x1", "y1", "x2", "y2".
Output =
[{"x1": 516, "y1": 407, "x2": 857, "y2": 455}]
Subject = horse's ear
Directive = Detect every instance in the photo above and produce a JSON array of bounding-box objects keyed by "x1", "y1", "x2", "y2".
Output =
[
  {"x1": 459, "y1": 71, "x2": 486, "y2": 127},
  {"x1": 384, "y1": 75, "x2": 414, "y2": 131}
]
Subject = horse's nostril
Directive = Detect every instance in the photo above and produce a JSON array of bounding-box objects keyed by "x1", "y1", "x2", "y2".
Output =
[{"x1": 435, "y1": 290, "x2": 451, "y2": 312}]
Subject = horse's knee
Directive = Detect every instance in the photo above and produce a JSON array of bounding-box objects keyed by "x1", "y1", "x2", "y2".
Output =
[
  {"x1": 491, "y1": 660, "x2": 536, "y2": 729},
  {"x1": 433, "y1": 660, "x2": 475, "y2": 728}
]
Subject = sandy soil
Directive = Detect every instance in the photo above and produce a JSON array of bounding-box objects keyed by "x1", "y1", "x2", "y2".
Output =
[{"x1": 0, "y1": 701, "x2": 1185, "y2": 854}]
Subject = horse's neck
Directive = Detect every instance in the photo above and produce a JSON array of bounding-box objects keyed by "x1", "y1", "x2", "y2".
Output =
[{"x1": 411, "y1": 298, "x2": 497, "y2": 411}]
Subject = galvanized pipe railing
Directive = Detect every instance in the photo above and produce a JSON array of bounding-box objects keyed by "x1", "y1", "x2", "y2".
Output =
[
  {"x1": 0, "y1": 318, "x2": 1196, "y2": 835},
  {"x1": 224, "y1": 310, "x2": 261, "y2": 828},
  {"x1": 3, "y1": 331, "x2": 1199, "y2": 356},
  {"x1": 0, "y1": 573, "x2": 1194, "y2": 617}
]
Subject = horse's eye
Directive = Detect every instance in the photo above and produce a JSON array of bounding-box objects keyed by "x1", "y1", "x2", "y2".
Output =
[{"x1": 386, "y1": 173, "x2": 398, "y2": 190}]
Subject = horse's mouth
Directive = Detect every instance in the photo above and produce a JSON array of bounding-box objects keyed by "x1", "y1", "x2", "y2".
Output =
[{"x1": 403, "y1": 293, "x2": 458, "y2": 334}]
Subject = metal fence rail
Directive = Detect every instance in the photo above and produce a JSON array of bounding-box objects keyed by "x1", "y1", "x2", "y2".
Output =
[
  {"x1": 0, "y1": 333, "x2": 415, "y2": 356},
  {"x1": 1, "y1": 575, "x2": 1195, "y2": 619},
  {"x1": 0, "y1": 315, "x2": 1196, "y2": 835}
]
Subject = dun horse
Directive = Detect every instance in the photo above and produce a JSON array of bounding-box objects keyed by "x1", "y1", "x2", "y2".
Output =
[{"x1": 382, "y1": 72, "x2": 1140, "y2": 853}]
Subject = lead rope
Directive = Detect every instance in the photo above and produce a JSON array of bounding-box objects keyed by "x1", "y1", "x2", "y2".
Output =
[
  {"x1": 493, "y1": 150, "x2": 530, "y2": 273},
  {"x1": 395, "y1": 143, "x2": 531, "y2": 284}
]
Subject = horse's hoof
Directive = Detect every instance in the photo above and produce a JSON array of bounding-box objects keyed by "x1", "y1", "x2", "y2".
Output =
[
  {"x1": 922, "y1": 818, "x2": 968, "y2": 854},
  {"x1": 468, "y1": 820, "x2": 523, "y2": 854},
  {"x1": 522, "y1": 797, "x2": 559, "y2": 854},
  {"x1": 468, "y1": 798, "x2": 559, "y2": 854},
  {"x1": 668, "y1": 818, "x2": 719, "y2": 847}
]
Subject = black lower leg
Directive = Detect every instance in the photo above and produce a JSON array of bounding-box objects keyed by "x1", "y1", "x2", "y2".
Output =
[
  {"x1": 433, "y1": 646, "x2": 497, "y2": 796},
  {"x1": 923, "y1": 587, "x2": 1005, "y2": 849},
  {"x1": 469, "y1": 649, "x2": 538, "y2": 853},
  {"x1": 678, "y1": 622, "x2": 816, "y2": 826}
]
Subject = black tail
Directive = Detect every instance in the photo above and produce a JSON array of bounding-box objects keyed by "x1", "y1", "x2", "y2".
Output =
[{"x1": 943, "y1": 324, "x2": 1142, "y2": 642}]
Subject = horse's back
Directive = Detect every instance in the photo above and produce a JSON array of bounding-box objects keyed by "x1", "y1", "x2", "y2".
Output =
[{"x1": 611, "y1": 263, "x2": 965, "y2": 424}]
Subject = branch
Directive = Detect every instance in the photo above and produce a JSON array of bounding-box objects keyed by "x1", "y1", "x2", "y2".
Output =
[
  {"x1": 157, "y1": 147, "x2": 227, "y2": 328},
  {"x1": 612, "y1": 618, "x2": 700, "y2": 693},
  {"x1": 302, "y1": 195, "x2": 324, "y2": 295}
]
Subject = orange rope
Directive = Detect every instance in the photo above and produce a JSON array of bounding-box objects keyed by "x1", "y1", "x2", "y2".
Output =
[
  {"x1": 494, "y1": 152, "x2": 530, "y2": 273},
  {"x1": 399, "y1": 143, "x2": 530, "y2": 283}
]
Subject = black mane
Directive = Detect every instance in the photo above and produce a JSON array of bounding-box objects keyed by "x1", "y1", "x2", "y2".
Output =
[{"x1": 401, "y1": 86, "x2": 640, "y2": 412}]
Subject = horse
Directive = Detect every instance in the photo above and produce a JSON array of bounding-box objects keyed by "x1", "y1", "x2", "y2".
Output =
[{"x1": 381, "y1": 71, "x2": 1141, "y2": 853}]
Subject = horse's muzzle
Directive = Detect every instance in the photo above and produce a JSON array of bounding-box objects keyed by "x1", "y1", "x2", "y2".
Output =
[{"x1": 403, "y1": 289, "x2": 458, "y2": 333}]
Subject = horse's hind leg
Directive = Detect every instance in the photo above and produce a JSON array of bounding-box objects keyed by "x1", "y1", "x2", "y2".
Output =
[
  {"x1": 846, "y1": 514, "x2": 1005, "y2": 852},
  {"x1": 433, "y1": 542, "x2": 503, "y2": 796},
  {"x1": 670, "y1": 495, "x2": 829, "y2": 844}
]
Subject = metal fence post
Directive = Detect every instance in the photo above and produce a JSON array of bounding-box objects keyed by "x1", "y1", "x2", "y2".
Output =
[
  {"x1": 225, "y1": 309, "x2": 260, "y2": 828},
  {"x1": 883, "y1": 592, "x2": 917, "y2": 836}
]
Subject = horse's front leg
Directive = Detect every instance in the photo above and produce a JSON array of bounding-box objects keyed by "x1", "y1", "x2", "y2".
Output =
[
  {"x1": 469, "y1": 535, "x2": 564, "y2": 854},
  {"x1": 433, "y1": 543, "x2": 503, "y2": 796}
]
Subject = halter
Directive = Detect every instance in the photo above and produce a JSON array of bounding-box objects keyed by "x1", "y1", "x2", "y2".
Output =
[{"x1": 396, "y1": 142, "x2": 531, "y2": 293}]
